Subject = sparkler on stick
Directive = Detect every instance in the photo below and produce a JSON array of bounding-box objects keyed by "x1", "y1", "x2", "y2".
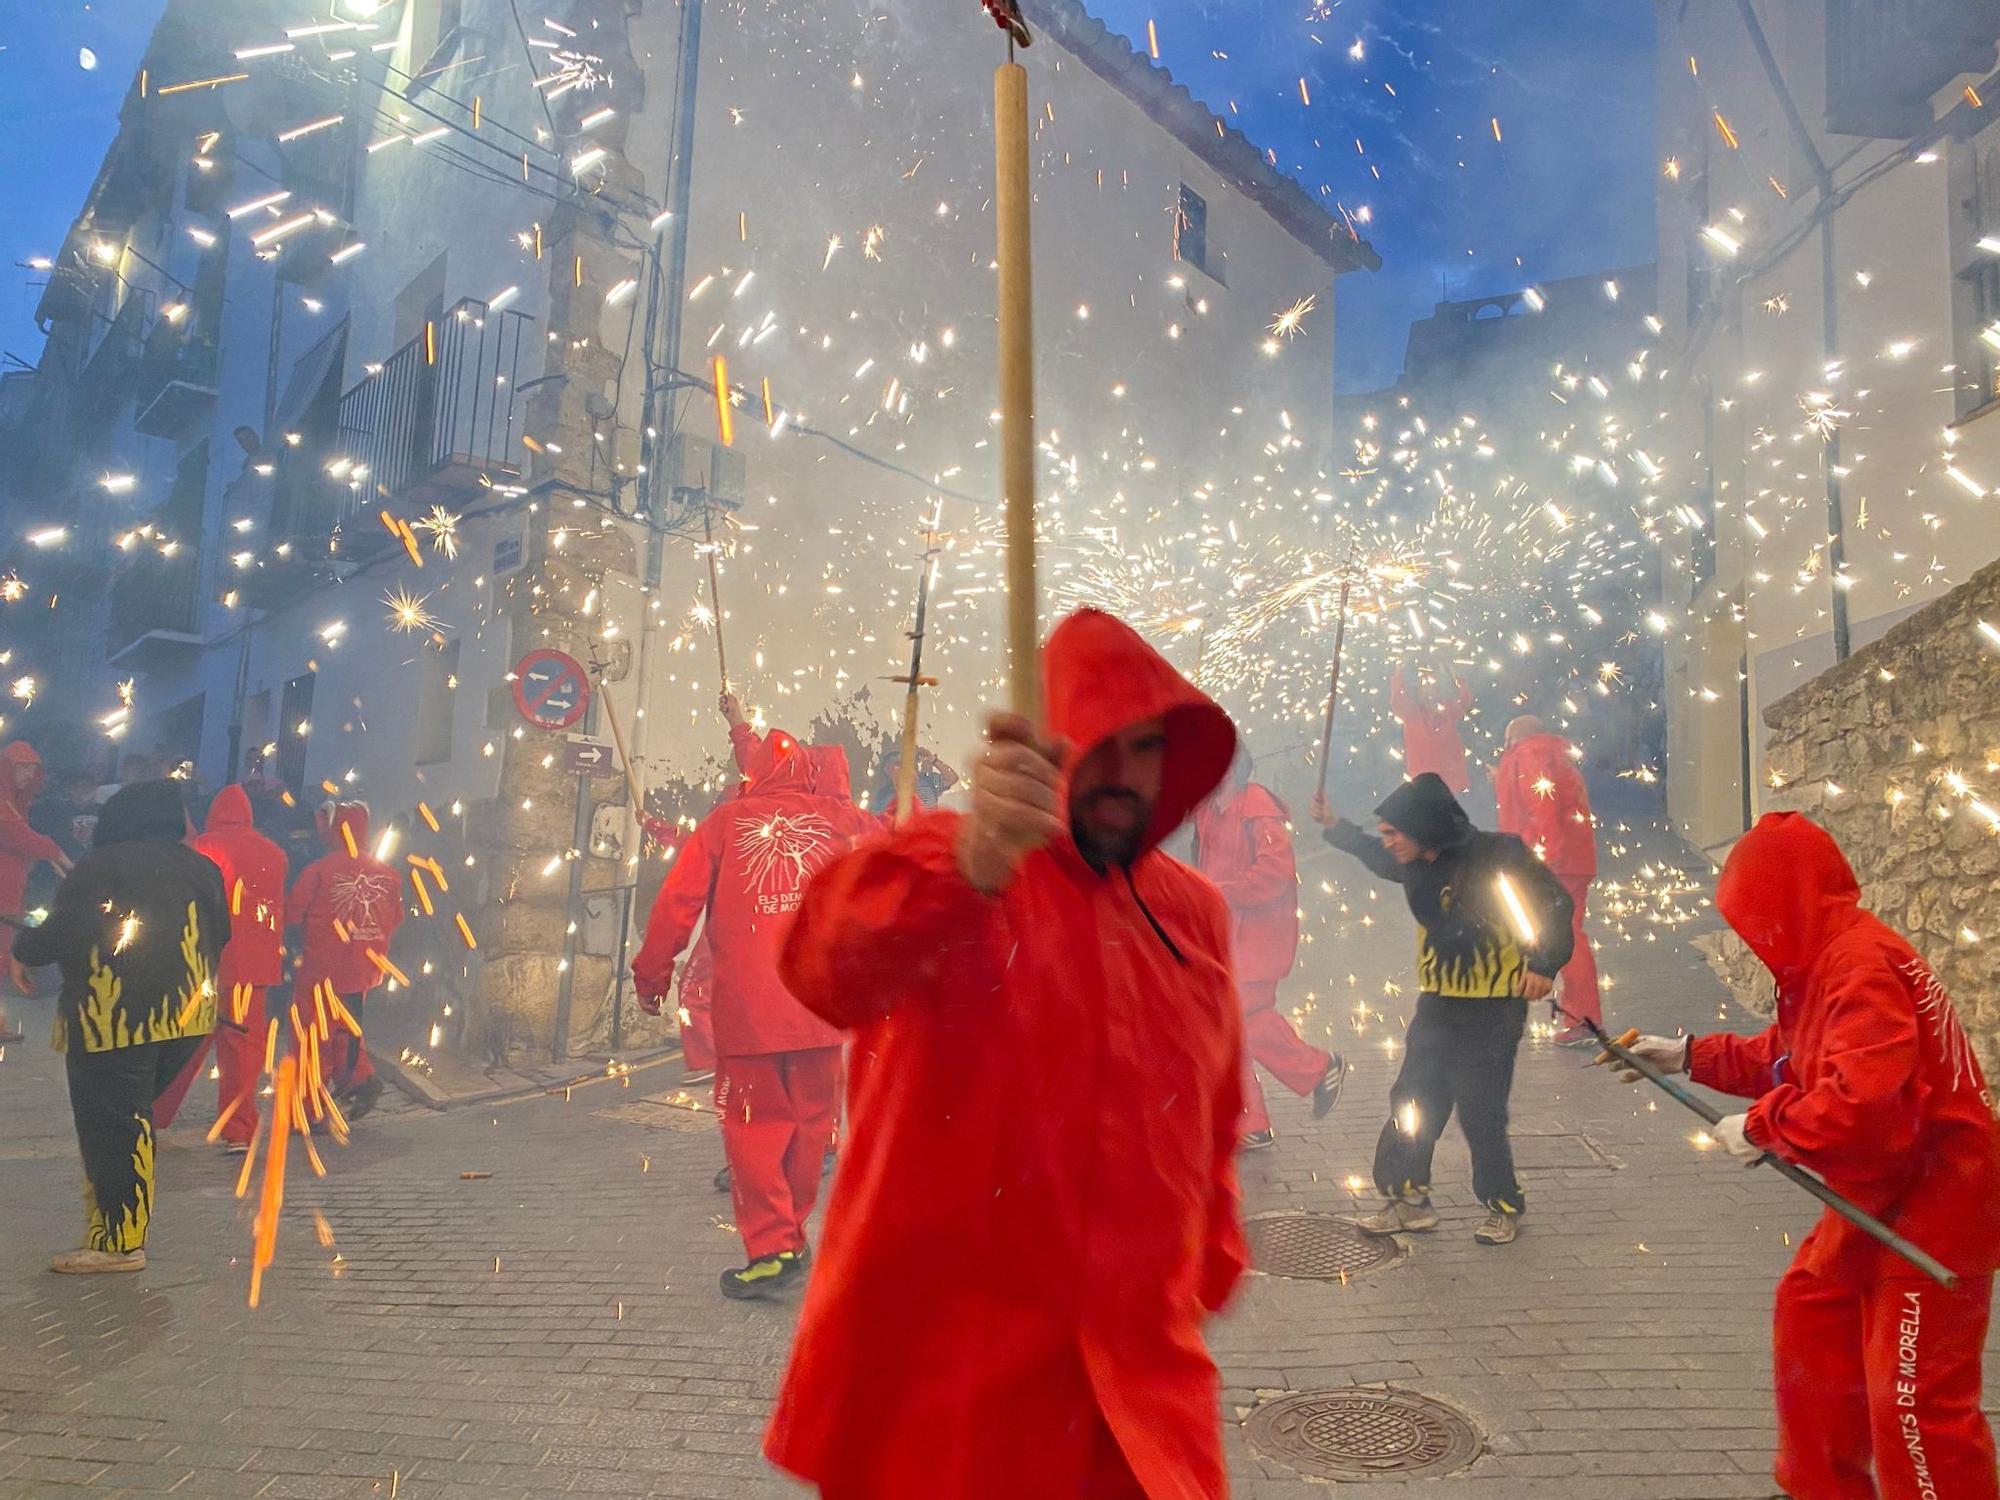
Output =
[
  {"x1": 701, "y1": 505, "x2": 729, "y2": 691},
  {"x1": 984, "y1": 0, "x2": 1039, "y2": 720},
  {"x1": 1313, "y1": 559, "x2": 1357, "y2": 801},
  {"x1": 891, "y1": 501, "x2": 944, "y2": 825},
  {"x1": 588, "y1": 649, "x2": 649, "y2": 823}
]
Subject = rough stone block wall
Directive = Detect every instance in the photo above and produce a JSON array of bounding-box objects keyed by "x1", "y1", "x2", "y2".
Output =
[{"x1": 1744, "y1": 553, "x2": 2000, "y2": 1072}]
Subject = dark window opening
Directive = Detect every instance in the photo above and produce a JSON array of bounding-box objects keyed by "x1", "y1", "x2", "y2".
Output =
[
  {"x1": 276, "y1": 671, "x2": 315, "y2": 795},
  {"x1": 1173, "y1": 184, "x2": 1210, "y2": 278}
]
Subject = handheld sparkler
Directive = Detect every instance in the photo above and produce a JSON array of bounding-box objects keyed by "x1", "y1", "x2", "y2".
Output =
[{"x1": 891, "y1": 503, "x2": 944, "y2": 825}]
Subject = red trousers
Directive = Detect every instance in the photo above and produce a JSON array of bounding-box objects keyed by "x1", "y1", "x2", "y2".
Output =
[
  {"x1": 679, "y1": 980, "x2": 716, "y2": 1073},
  {"x1": 1239, "y1": 981, "x2": 1331, "y2": 1137},
  {"x1": 1556, "y1": 872, "x2": 1600, "y2": 1029},
  {"x1": 151, "y1": 987, "x2": 266, "y2": 1143},
  {"x1": 290, "y1": 985, "x2": 373, "y2": 1094},
  {"x1": 717, "y1": 1048, "x2": 840, "y2": 1260},
  {"x1": 1774, "y1": 1260, "x2": 1998, "y2": 1500}
]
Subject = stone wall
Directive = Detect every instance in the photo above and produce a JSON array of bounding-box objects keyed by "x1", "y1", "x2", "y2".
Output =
[{"x1": 1739, "y1": 552, "x2": 2000, "y2": 1070}]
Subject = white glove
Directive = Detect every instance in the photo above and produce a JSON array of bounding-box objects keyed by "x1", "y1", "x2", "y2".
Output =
[
  {"x1": 1596, "y1": 1033, "x2": 1689, "y2": 1083},
  {"x1": 1710, "y1": 1113, "x2": 1762, "y2": 1165}
]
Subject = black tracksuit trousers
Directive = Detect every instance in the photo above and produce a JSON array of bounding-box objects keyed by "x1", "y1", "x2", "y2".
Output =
[{"x1": 1372, "y1": 993, "x2": 1527, "y2": 1213}]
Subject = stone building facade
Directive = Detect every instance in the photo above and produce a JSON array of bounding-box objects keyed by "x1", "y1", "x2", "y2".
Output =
[{"x1": 1700, "y1": 553, "x2": 2000, "y2": 1068}]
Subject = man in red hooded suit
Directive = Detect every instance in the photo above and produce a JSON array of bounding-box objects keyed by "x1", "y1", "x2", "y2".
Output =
[
  {"x1": 1389, "y1": 662, "x2": 1473, "y2": 793},
  {"x1": 1194, "y1": 751, "x2": 1343, "y2": 1148},
  {"x1": 0, "y1": 741, "x2": 68, "y2": 1040},
  {"x1": 154, "y1": 785, "x2": 289, "y2": 1148},
  {"x1": 1614, "y1": 813, "x2": 2000, "y2": 1500},
  {"x1": 287, "y1": 803, "x2": 404, "y2": 1118},
  {"x1": 767, "y1": 609, "x2": 1246, "y2": 1500},
  {"x1": 634, "y1": 740, "x2": 874, "y2": 1298},
  {"x1": 1493, "y1": 714, "x2": 1600, "y2": 1040}
]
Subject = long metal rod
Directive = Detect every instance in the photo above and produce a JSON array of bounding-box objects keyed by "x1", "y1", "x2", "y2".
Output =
[
  {"x1": 1314, "y1": 577, "x2": 1352, "y2": 800},
  {"x1": 1583, "y1": 1014, "x2": 1957, "y2": 1287}
]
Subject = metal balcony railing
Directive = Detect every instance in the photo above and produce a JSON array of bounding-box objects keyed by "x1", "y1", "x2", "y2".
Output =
[{"x1": 333, "y1": 296, "x2": 530, "y2": 517}]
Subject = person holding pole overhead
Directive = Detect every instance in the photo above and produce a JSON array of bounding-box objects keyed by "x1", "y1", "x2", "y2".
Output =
[{"x1": 1607, "y1": 812, "x2": 2000, "y2": 1500}]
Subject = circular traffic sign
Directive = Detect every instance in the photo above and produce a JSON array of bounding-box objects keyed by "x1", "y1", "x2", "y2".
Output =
[{"x1": 511, "y1": 648, "x2": 590, "y2": 730}]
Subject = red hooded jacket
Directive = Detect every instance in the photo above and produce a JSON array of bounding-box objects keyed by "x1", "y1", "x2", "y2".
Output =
[
  {"x1": 1390, "y1": 668, "x2": 1473, "y2": 792},
  {"x1": 193, "y1": 785, "x2": 289, "y2": 987},
  {"x1": 633, "y1": 745, "x2": 875, "y2": 1056},
  {"x1": 767, "y1": 608, "x2": 1246, "y2": 1500},
  {"x1": 0, "y1": 742, "x2": 61, "y2": 917},
  {"x1": 1493, "y1": 731, "x2": 1597, "y2": 879},
  {"x1": 1192, "y1": 779, "x2": 1299, "y2": 986},
  {"x1": 286, "y1": 804, "x2": 406, "y2": 997},
  {"x1": 1691, "y1": 812, "x2": 2000, "y2": 1280}
]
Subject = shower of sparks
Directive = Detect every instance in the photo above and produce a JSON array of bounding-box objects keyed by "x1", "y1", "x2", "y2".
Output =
[
  {"x1": 1269, "y1": 294, "x2": 1317, "y2": 340},
  {"x1": 414, "y1": 506, "x2": 461, "y2": 559},
  {"x1": 383, "y1": 587, "x2": 439, "y2": 634}
]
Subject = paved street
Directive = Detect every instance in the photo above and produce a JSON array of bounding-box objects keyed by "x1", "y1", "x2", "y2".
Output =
[{"x1": 0, "y1": 822, "x2": 1991, "y2": 1498}]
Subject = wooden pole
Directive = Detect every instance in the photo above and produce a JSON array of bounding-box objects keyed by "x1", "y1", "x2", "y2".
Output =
[
  {"x1": 702, "y1": 504, "x2": 728, "y2": 691},
  {"x1": 994, "y1": 59, "x2": 1038, "y2": 721},
  {"x1": 592, "y1": 663, "x2": 649, "y2": 822},
  {"x1": 1314, "y1": 577, "x2": 1353, "y2": 800}
]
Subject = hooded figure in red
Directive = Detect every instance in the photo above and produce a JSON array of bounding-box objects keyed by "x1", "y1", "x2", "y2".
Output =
[
  {"x1": 1622, "y1": 813, "x2": 2000, "y2": 1500},
  {"x1": 286, "y1": 803, "x2": 404, "y2": 1110},
  {"x1": 0, "y1": 742, "x2": 65, "y2": 1014},
  {"x1": 1493, "y1": 717, "x2": 1600, "y2": 1034},
  {"x1": 634, "y1": 741, "x2": 875, "y2": 1296},
  {"x1": 1389, "y1": 665, "x2": 1473, "y2": 792},
  {"x1": 154, "y1": 786, "x2": 289, "y2": 1144},
  {"x1": 768, "y1": 608, "x2": 1245, "y2": 1500},
  {"x1": 1193, "y1": 753, "x2": 1343, "y2": 1143}
]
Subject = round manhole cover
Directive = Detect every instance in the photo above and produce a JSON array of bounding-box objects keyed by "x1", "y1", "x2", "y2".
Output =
[
  {"x1": 1244, "y1": 1212, "x2": 1401, "y2": 1281},
  {"x1": 1244, "y1": 1387, "x2": 1481, "y2": 1481}
]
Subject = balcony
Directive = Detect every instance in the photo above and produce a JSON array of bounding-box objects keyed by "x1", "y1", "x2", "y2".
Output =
[
  {"x1": 333, "y1": 296, "x2": 530, "y2": 517},
  {"x1": 133, "y1": 327, "x2": 220, "y2": 439},
  {"x1": 77, "y1": 288, "x2": 153, "y2": 426},
  {"x1": 1827, "y1": 0, "x2": 2000, "y2": 138}
]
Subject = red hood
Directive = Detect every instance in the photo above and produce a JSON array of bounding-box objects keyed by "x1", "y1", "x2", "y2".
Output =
[
  {"x1": 1214, "y1": 780, "x2": 1286, "y2": 823},
  {"x1": 317, "y1": 801, "x2": 372, "y2": 850},
  {"x1": 1042, "y1": 608, "x2": 1236, "y2": 854},
  {"x1": 1506, "y1": 732, "x2": 1574, "y2": 770},
  {"x1": 0, "y1": 740, "x2": 43, "y2": 808},
  {"x1": 805, "y1": 745, "x2": 853, "y2": 801},
  {"x1": 1717, "y1": 812, "x2": 1863, "y2": 985},
  {"x1": 206, "y1": 783, "x2": 254, "y2": 832}
]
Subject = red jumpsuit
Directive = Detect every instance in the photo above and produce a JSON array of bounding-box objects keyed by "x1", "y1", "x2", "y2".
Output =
[
  {"x1": 155, "y1": 787, "x2": 288, "y2": 1142},
  {"x1": 0, "y1": 741, "x2": 62, "y2": 922},
  {"x1": 1389, "y1": 669, "x2": 1473, "y2": 792},
  {"x1": 768, "y1": 608, "x2": 1246, "y2": 1500},
  {"x1": 1492, "y1": 731, "x2": 1599, "y2": 1028},
  {"x1": 633, "y1": 746, "x2": 873, "y2": 1262},
  {"x1": 286, "y1": 804, "x2": 405, "y2": 1093},
  {"x1": 1193, "y1": 780, "x2": 1326, "y2": 1137},
  {"x1": 1691, "y1": 813, "x2": 2000, "y2": 1500}
]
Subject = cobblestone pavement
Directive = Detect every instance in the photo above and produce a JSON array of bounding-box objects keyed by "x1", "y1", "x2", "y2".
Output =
[{"x1": 1, "y1": 824, "x2": 1993, "y2": 1498}]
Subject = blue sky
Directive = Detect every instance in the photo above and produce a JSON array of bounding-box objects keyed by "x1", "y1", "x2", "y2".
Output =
[{"x1": 1, "y1": 1, "x2": 1657, "y2": 390}]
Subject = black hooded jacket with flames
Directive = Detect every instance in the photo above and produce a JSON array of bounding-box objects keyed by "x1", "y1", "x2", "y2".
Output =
[
  {"x1": 13, "y1": 780, "x2": 230, "y2": 1053},
  {"x1": 1325, "y1": 773, "x2": 1574, "y2": 999}
]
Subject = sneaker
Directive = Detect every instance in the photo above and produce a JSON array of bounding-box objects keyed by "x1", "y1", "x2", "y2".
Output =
[
  {"x1": 222, "y1": 1140, "x2": 251, "y2": 1157},
  {"x1": 719, "y1": 1250, "x2": 805, "y2": 1300},
  {"x1": 1553, "y1": 1027, "x2": 1596, "y2": 1049},
  {"x1": 0, "y1": 1021, "x2": 22, "y2": 1045},
  {"x1": 1354, "y1": 1196, "x2": 1439, "y2": 1236},
  {"x1": 51, "y1": 1247, "x2": 146, "y2": 1275},
  {"x1": 1312, "y1": 1054, "x2": 1348, "y2": 1118},
  {"x1": 1473, "y1": 1209, "x2": 1520, "y2": 1245},
  {"x1": 1239, "y1": 1129, "x2": 1277, "y2": 1151},
  {"x1": 340, "y1": 1077, "x2": 384, "y2": 1121},
  {"x1": 682, "y1": 1066, "x2": 716, "y2": 1087},
  {"x1": 713, "y1": 1164, "x2": 733, "y2": 1193}
]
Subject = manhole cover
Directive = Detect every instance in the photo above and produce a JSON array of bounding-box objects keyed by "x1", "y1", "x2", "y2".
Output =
[
  {"x1": 1244, "y1": 1387, "x2": 1481, "y2": 1481},
  {"x1": 1245, "y1": 1212, "x2": 1401, "y2": 1280}
]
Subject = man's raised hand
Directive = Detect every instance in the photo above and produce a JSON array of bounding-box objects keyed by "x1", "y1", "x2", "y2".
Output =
[{"x1": 955, "y1": 713, "x2": 1066, "y2": 895}]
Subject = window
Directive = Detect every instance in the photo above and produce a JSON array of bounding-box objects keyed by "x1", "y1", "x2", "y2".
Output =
[
  {"x1": 412, "y1": 638, "x2": 460, "y2": 765},
  {"x1": 1173, "y1": 183, "x2": 1210, "y2": 278},
  {"x1": 276, "y1": 671, "x2": 315, "y2": 794}
]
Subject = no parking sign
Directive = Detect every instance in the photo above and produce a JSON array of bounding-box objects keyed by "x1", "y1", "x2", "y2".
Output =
[{"x1": 511, "y1": 649, "x2": 590, "y2": 730}]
